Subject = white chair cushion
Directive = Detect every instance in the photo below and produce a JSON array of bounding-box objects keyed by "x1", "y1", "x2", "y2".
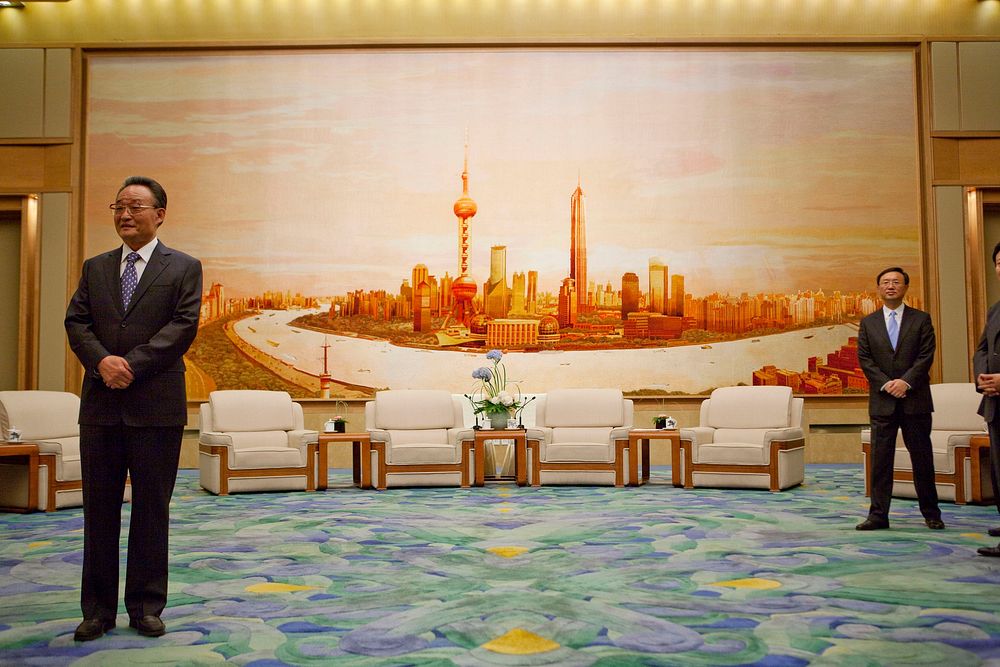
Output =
[
  {"x1": 221, "y1": 431, "x2": 295, "y2": 450},
  {"x1": 696, "y1": 442, "x2": 767, "y2": 465},
  {"x1": 714, "y1": 428, "x2": 772, "y2": 446},
  {"x1": 388, "y1": 442, "x2": 460, "y2": 465},
  {"x1": 374, "y1": 390, "x2": 455, "y2": 430},
  {"x1": 0, "y1": 391, "x2": 79, "y2": 440},
  {"x1": 232, "y1": 447, "x2": 305, "y2": 469},
  {"x1": 705, "y1": 386, "x2": 793, "y2": 429},
  {"x1": 210, "y1": 390, "x2": 294, "y2": 432},
  {"x1": 543, "y1": 389, "x2": 624, "y2": 427},
  {"x1": 387, "y1": 429, "x2": 450, "y2": 446},
  {"x1": 544, "y1": 442, "x2": 614, "y2": 463},
  {"x1": 930, "y1": 383, "x2": 986, "y2": 432},
  {"x1": 552, "y1": 426, "x2": 615, "y2": 444}
]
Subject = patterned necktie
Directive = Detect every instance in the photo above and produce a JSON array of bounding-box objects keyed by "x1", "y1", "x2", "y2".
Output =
[
  {"x1": 887, "y1": 310, "x2": 899, "y2": 351},
  {"x1": 121, "y1": 251, "x2": 140, "y2": 309}
]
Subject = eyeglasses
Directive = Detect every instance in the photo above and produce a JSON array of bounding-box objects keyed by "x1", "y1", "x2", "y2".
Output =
[{"x1": 109, "y1": 203, "x2": 158, "y2": 215}]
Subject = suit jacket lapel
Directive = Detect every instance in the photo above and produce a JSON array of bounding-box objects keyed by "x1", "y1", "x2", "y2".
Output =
[
  {"x1": 124, "y1": 243, "x2": 171, "y2": 314},
  {"x1": 103, "y1": 249, "x2": 126, "y2": 316},
  {"x1": 896, "y1": 308, "x2": 915, "y2": 351}
]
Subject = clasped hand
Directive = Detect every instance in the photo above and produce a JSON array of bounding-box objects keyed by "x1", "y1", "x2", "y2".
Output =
[
  {"x1": 98, "y1": 356, "x2": 134, "y2": 389},
  {"x1": 978, "y1": 373, "x2": 1000, "y2": 397},
  {"x1": 882, "y1": 379, "x2": 909, "y2": 398}
]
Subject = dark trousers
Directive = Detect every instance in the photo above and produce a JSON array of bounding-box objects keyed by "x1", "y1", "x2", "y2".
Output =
[
  {"x1": 989, "y1": 419, "x2": 1000, "y2": 516},
  {"x1": 867, "y1": 406, "x2": 940, "y2": 523},
  {"x1": 79, "y1": 423, "x2": 182, "y2": 621}
]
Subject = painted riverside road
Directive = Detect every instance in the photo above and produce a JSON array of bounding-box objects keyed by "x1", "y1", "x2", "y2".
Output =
[{"x1": 232, "y1": 308, "x2": 859, "y2": 394}]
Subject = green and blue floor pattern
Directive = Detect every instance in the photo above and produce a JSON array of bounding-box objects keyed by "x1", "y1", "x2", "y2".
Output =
[{"x1": 1, "y1": 465, "x2": 999, "y2": 666}]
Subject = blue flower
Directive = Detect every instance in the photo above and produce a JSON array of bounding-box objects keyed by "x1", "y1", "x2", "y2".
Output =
[
  {"x1": 486, "y1": 349, "x2": 503, "y2": 362},
  {"x1": 472, "y1": 367, "x2": 492, "y2": 381}
]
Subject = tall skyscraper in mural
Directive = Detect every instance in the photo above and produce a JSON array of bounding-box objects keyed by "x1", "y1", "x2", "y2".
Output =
[
  {"x1": 485, "y1": 245, "x2": 510, "y2": 318},
  {"x1": 570, "y1": 179, "x2": 588, "y2": 314},
  {"x1": 444, "y1": 141, "x2": 478, "y2": 329},
  {"x1": 622, "y1": 272, "x2": 640, "y2": 320},
  {"x1": 649, "y1": 258, "x2": 666, "y2": 314},
  {"x1": 527, "y1": 270, "x2": 538, "y2": 314}
]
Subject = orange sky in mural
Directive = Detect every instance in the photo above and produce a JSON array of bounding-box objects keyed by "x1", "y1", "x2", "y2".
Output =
[{"x1": 85, "y1": 49, "x2": 921, "y2": 299}]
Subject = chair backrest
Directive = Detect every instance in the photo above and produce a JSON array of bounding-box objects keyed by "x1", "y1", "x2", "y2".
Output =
[
  {"x1": 536, "y1": 388, "x2": 632, "y2": 428},
  {"x1": 367, "y1": 389, "x2": 460, "y2": 430},
  {"x1": 701, "y1": 386, "x2": 797, "y2": 429},
  {"x1": 0, "y1": 390, "x2": 80, "y2": 441},
  {"x1": 203, "y1": 390, "x2": 300, "y2": 433},
  {"x1": 930, "y1": 383, "x2": 986, "y2": 432}
]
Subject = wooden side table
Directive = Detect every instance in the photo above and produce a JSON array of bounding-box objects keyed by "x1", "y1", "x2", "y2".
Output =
[
  {"x1": 627, "y1": 429, "x2": 681, "y2": 487},
  {"x1": 317, "y1": 432, "x2": 371, "y2": 489},
  {"x1": 968, "y1": 434, "x2": 995, "y2": 504},
  {"x1": 0, "y1": 441, "x2": 40, "y2": 512},
  {"x1": 468, "y1": 429, "x2": 528, "y2": 486}
]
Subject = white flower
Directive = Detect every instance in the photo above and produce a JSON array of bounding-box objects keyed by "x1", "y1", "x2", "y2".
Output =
[
  {"x1": 489, "y1": 396, "x2": 502, "y2": 405},
  {"x1": 499, "y1": 391, "x2": 515, "y2": 407}
]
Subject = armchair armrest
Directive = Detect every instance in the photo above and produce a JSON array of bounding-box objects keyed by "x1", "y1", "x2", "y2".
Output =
[
  {"x1": 200, "y1": 431, "x2": 234, "y2": 447},
  {"x1": 368, "y1": 429, "x2": 391, "y2": 445},
  {"x1": 526, "y1": 426, "x2": 552, "y2": 444},
  {"x1": 609, "y1": 426, "x2": 632, "y2": 442},
  {"x1": 763, "y1": 427, "x2": 804, "y2": 446},
  {"x1": 945, "y1": 432, "x2": 985, "y2": 450},
  {"x1": 860, "y1": 428, "x2": 871, "y2": 445},
  {"x1": 680, "y1": 427, "x2": 714, "y2": 446},
  {"x1": 287, "y1": 429, "x2": 319, "y2": 449},
  {"x1": 449, "y1": 427, "x2": 475, "y2": 446}
]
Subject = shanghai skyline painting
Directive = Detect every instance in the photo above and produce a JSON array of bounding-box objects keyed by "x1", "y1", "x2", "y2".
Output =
[{"x1": 83, "y1": 47, "x2": 922, "y2": 399}]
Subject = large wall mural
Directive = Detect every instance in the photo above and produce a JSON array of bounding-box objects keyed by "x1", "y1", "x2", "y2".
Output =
[{"x1": 84, "y1": 47, "x2": 921, "y2": 400}]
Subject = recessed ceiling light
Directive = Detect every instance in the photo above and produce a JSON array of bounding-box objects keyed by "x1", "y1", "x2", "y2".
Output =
[{"x1": 0, "y1": 1, "x2": 26, "y2": 7}]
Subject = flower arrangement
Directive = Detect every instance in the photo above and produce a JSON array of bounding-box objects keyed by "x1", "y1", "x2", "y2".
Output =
[{"x1": 469, "y1": 349, "x2": 522, "y2": 420}]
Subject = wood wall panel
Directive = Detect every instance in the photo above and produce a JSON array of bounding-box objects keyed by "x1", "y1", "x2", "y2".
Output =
[
  {"x1": 959, "y1": 42, "x2": 1000, "y2": 131},
  {"x1": 930, "y1": 42, "x2": 959, "y2": 131},
  {"x1": 0, "y1": 49, "x2": 44, "y2": 138}
]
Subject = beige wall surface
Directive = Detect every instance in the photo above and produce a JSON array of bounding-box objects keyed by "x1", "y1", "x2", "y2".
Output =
[
  {"x1": 1, "y1": 1, "x2": 998, "y2": 464},
  {"x1": 1, "y1": 1, "x2": 999, "y2": 45}
]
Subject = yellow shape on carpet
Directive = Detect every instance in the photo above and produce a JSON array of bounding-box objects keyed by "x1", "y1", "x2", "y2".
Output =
[
  {"x1": 711, "y1": 577, "x2": 781, "y2": 590},
  {"x1": 245, "y1": 582, "x2": 317, "y2": 593},
  {"x1": 487, "y1": 546, "x2": 529, "y2": 558},
  {"x1": 28, "y1": 541, "x2": 52, "y2": 549},
  {"x1": 482, "y1": 628, "x2": 560, "y2": 654}
]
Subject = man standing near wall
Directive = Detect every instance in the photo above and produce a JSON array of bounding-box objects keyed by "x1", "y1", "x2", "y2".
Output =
[
  {"x1": 856, "y1": 266, "x2": 944, "y2": 531},
  {"x1": 65, "y1": 176, "x2": 202, "y2": 640},
  {"x1": 973, "y1": 242, "x2": 1000, "y2": 558}
]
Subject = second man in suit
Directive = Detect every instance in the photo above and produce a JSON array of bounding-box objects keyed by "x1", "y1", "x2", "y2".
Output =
[
  {"x1": 856, "y1": 266, "x2": 943, "y2": 531},
  {"x1": 973, "y1": 241, "x2": 1000, "y2": 557}
]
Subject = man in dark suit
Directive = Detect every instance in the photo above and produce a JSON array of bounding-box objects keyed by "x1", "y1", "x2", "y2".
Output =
[
  {"x1": 856, "y1": 266, "x2": 943, "y2": 531},
  {"x1": 973, "y1": 241, "x2": 1000, "y2": 557},
  {"x1": 65, "y1": 176, "x2": 202, "y2": 641}
]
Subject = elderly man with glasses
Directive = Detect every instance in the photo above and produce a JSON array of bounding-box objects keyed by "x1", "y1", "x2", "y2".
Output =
[{"x1": 65, "y1": 176, "x2": 202, "y2": 641}]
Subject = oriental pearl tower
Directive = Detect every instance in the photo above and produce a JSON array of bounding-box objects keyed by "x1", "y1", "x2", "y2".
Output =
[{"x1": 444, "y1": 141, "x2": 478, "y2": 329}]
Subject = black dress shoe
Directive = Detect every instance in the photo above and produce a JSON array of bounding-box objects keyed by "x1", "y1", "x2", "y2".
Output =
[
  {"x1": 73, "y1": 617, "x2": 115, "y2": 642},
  {"x1": 925, "y1": 518, "x2": 946, "y2": 530},
  {"x1": 977, "y1": 545, "x2": 1000, "y2": 557},
  {"x1": 988, "y1": 527, "x2": 1000, "y2": 537},
  {"x1": 129, "y1": 615, "x2": 165, "y2": 637},
  {"x1": 855, "y1": 518, "x2": 889, "y2": 531}
]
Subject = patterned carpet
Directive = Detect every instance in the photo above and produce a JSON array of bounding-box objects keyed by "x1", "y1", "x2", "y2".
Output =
[{"x1": 1, "y1": 466, "x2": 1000, "y2": 666}]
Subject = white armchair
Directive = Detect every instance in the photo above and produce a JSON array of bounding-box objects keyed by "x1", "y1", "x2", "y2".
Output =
[
  {"x1": 679, "y1": 386, "x2": 805, "y2": 491},
  {"x1": 861, "y1": 382, "x2": 991, "y2": 504},
  {"x1": 525, "y1": 388, "x2": 633, "y2": 486},
  {"x1": 365, "y1": 390, "x2": 475, "y2": 489},
  {"x1": 0, "y1": 390, "x2": 87, "y2": 511},
  {"x1": 198, "y1": 390, "x2": 319, "y2": 495}
]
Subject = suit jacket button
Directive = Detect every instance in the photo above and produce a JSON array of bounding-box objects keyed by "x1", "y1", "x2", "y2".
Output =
[{"x1": 121, "y1": 322, "x2": 127, "y2": 328}]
